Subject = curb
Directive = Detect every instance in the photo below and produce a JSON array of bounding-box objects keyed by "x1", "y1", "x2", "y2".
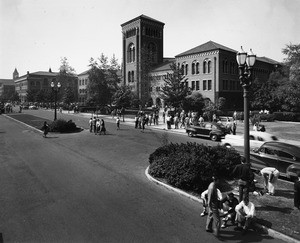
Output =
[{"x1": 145, "y1": 166, "x2": 300, "y2": 243}]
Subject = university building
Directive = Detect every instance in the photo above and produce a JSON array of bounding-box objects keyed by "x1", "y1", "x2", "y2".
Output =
[
  {"x1": 121, "y1": 15, "x2": 280, "y2": 110},
  {"x1": 0, "y1": 69, "x2": 16, "y2": 101},
  {"x1": 14, "y1": 69, "x2": 58, "y2": 103}
]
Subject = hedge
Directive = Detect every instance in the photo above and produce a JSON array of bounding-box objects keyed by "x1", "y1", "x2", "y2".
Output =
[{"x1": 148, "y1": 143, "x2": 240, "y2": 194}]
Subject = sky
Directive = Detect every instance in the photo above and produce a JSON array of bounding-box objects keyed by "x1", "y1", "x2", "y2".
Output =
[{"x1": 1, "y1": 0, "x2": 300, "y2": 79}]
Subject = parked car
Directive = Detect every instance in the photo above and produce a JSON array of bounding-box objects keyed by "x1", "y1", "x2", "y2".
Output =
[
  {"x1": 220, "y1": 131, "x2": 279, "y2": 149},
  {"x1": 186, "y1": 122, "x2": 228, "y2": 141},
  {"x1": 250, "y1": 141, "x2": 300, "y2": 179}
]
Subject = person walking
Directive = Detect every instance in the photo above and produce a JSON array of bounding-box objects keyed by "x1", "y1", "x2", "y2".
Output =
[
  {"x1": 96, "y1": 118, "x2": 101, "y2": 135},
  {"x1": 135, "y1": 114, "x2": 139, "y2": 129},
  {"x1": 93, "y1": 117, "x2": 97, "y2": 134},
  {"x1": 205, "y1": 176, "x2": 221, "y2": 239},
  {"x1": 41, "y1": 121, "x2": 49, "y2": 138},
  {"x1": 200, "y1": 187, "x2": 222, "y2": 217},
  {"x1": 116, "y1": 116, "x2": 120, "y2": 130},
  {"x1": 294, "y1": 173, "x2": 300, "y2": 210},
  {"x1": 99, "y1": 119, "x2": 106, "y2": 135},
  {"x1": 260, "y1": 167, "x2": 280, "y2": 195},
  {"x1": 235, "y1": 196, "x2": 256, "y2": 235},
  {"x1": 231, "y1": 156, "x2": 254, "y2": 202},
  {"x1": 89, "y1": 118, "x2": 93, "y2": 133}
]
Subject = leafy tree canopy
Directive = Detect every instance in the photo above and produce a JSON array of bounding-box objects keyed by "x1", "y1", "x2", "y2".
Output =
[{"x1": 159, "y1": 62, "x2": 190, "y2": 110}]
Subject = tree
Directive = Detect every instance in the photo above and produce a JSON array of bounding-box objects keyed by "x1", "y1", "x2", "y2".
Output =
[
  {"x1": 57, "y1": 57, "x2": 78, "y2": 105},
  {"x1": 182, "y1": 91, "x2": 205, "y2": 113},
  {"x1": 159, "y1": 62, "x2": 190, "y2": 110},
  {"x1": 112, "y1": 85, "x2": 134, "y2": 109},
  {"x1": 86, "y1": 54, "x2": 121, "y2": 107},
  {"x1": 26, "y1": 89, "x2": 38, "y2": 102},
  {"x1": 250, "y1": 72, "x2": 285, "y2": 112},
  {"x1": 282, "y1": 43, "x2": 300, "y2": 79}
]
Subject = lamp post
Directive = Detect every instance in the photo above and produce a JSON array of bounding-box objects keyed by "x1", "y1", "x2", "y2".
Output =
[
  {"x1": 236, "y1": 46, "x2": 256, "y2": 164},
  {"x1": 51, "y1": 81, "x2": 61, "y2": 121}
]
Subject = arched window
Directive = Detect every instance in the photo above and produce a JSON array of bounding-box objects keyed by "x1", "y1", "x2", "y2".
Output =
[
  {"x1": 207, "y1": 61, "x2": 211, "y2": 73},
  {"x1": 127, "y1": 43, "x2": 135, "y2": 63},
  {"x1": 192, "y1": 62, "x2": 196, "y2": 75},
  {"x1": 131, "y1": 71, "x2": 134, "y2": 82},
  {"x1": 196, "y1": 62, "x2": 200, "y2": 74},
  {"x1": 185, "y1": 64, "x2": 188, "y2": 75},
  {"x1": 203, "y1": 61, "x2": 207, "y2": 74}
]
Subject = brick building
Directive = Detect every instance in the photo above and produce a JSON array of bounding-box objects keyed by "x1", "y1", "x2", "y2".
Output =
[{"x1": 121, "y1": 15, "x2": 164, "y2": 104}]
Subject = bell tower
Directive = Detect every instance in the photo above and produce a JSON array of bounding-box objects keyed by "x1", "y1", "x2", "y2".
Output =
[
  {"x1": 13, "y1": 68, "x2": 19, "y2": 80},
  {"x1": 121, "y1": 15, "x2": 164, "y2": 104}
]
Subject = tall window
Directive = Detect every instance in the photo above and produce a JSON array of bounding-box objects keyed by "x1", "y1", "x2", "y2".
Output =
[
  {"x1": 128, "y1": 71, "x2": 131, "y2": 82},
  {"x1": 208, "y1": 80, "x2": 212, "y2": 90},
  {"x1": 196, "y1": 62, "x2": 200, "y2": 74},
  {"x1": 203, "y1": 61, "x2": 207, "y2": 74},
  {"x1": 192, "y1": 62, "x2": 195, "y2": 75},
  {"x1": 196, "y1": 81, "x2": 199, "y2": 90},
  {"x1": 127, "y1": 43, "x2": 135, "y2": 63},
  {"x1": 207, "y1": 61, "x2": 211, "y2": 73},
  {"x1": 203, "y1": 80, "x2": 207, "y2": 90},
  {"x1": 185, "y1": 64, "x2": 188, "y2": 75},
  {"x1": 191, "y1": 81, "x2": 195, "y2": 90},
  {"x1": 131, "y1": 71, "x2": 134, "y2": 82}
]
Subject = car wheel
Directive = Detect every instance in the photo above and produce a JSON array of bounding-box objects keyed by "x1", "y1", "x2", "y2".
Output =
[
  {"x1": 188, "y1": 131, "x2": 194, "y2": 137},
  {"x1": 210, "y1": 134, "x2": 218, "y2": 141}
]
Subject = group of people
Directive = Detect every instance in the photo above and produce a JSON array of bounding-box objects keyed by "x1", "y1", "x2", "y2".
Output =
[
  {"x1": 89, "y1": 117, "x2": 106, "y2": 135},
  {"x1": 201, "y1": 156, "x2": 300, "y2": 239},
  {"x1": 202, "y1": 174, "x2": 256, "y2": 239},
  {"x1": 134, "y1": 111, "x2": 159, "y2": 131}
]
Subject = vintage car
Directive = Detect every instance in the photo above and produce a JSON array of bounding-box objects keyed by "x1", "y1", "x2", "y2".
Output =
[
  {"x1": 186, "y1": 122, "x2": 228, "y2": 141},
  {"x1": 220, "y1": 131, "x2": 279, "y2": 149},
  {"x1": 250, "y1": 141, "x2": 300, "y2": 179}
]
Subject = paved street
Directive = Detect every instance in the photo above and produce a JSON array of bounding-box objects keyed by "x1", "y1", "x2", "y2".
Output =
[{"x1": 0, "y1": 110, "x2": 285, "y2": 243}]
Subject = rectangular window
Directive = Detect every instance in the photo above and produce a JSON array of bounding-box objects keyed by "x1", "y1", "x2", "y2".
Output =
[
  {"x1": 191, "y1": 81, "x2": 195, "y2": 90},
  {"x1": 208, "y1": 80, "x2": 212, "y2": 90},
  {"x1": 196, "y1": 81, "x2": 199, "y2": 90},
  {"x1": 203, "y1": 80, "x2": 207, "y2": 90}
]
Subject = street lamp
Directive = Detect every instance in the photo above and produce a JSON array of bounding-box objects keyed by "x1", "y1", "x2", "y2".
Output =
[
  {"x1": 51, "y1": 81, "x2": 61, "y2": 121},
  {"x1": 236, "y1": 46, "x2": 256, "y2": 164}
]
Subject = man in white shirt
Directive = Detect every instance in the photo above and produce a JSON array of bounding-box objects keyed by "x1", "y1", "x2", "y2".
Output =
[
  {"x1": 235, "y1": 196, "x2": 256, "y2": 234},
  {"x1": 260, "y1": 167, "x2": 280, "y2": 195}
]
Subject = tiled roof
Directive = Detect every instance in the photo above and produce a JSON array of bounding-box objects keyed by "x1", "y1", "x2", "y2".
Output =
[
  {"x1": 256, "y1": 56, "x2": 281, "y2": 65},
  {"x1": 151, "y1": 58, "x2": 175, "y2": 72},
  {"x1": 176, "y1": 40, "x2": 237, "y2": 57},
  {"x1": 121, "y1": 14, "x2": 165, "y2": 27}
]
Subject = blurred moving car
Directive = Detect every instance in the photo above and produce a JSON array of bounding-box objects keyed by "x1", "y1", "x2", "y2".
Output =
[
  {"x1": 186, "y1": 122, "x2": 228, "y2": 141},
  {"x1": 220, "y1": 131, "x2": 279, "y2": 149},
  {"x1": 29, "y1": 105, "x2": 38, "y2": 110},
  {"x1": 250, "y1": 141, "x2": 300, "y2": 179}
]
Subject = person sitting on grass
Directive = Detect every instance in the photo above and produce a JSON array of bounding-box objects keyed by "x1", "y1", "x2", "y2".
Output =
[
  {"x1": 220, "y1": 192, "x2": 239, "y2": 228},
  {"x1": 235, "y1": 196, "x2": 256, "y2": 235}
]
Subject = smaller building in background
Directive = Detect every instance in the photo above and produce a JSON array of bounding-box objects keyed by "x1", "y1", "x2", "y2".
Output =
[
  {"x1": 14, "y1": 69, "x2": 58, "y2": 103},
  {"x1": 77, "y1": 70, "x2": 89, "y2": 105},
  {"x1": 0, "y1": 79, "x2": 16, "y2": 102}
]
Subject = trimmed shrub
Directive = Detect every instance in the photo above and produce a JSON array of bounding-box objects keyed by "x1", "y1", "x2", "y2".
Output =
[
  {"x1": 273, "y1": 112, "x2": 297, "y2": 122},
  {"x1": 148, "y1": 142, "x2": 240, "y2": 194},
  {"x1": 49, "y1": 119, "x2": 79, "y2": 133}
]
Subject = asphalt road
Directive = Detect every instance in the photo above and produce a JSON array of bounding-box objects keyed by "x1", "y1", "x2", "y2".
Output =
[{"x1": 0, "y1": 110, "x2": 284, "y2": 243}]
